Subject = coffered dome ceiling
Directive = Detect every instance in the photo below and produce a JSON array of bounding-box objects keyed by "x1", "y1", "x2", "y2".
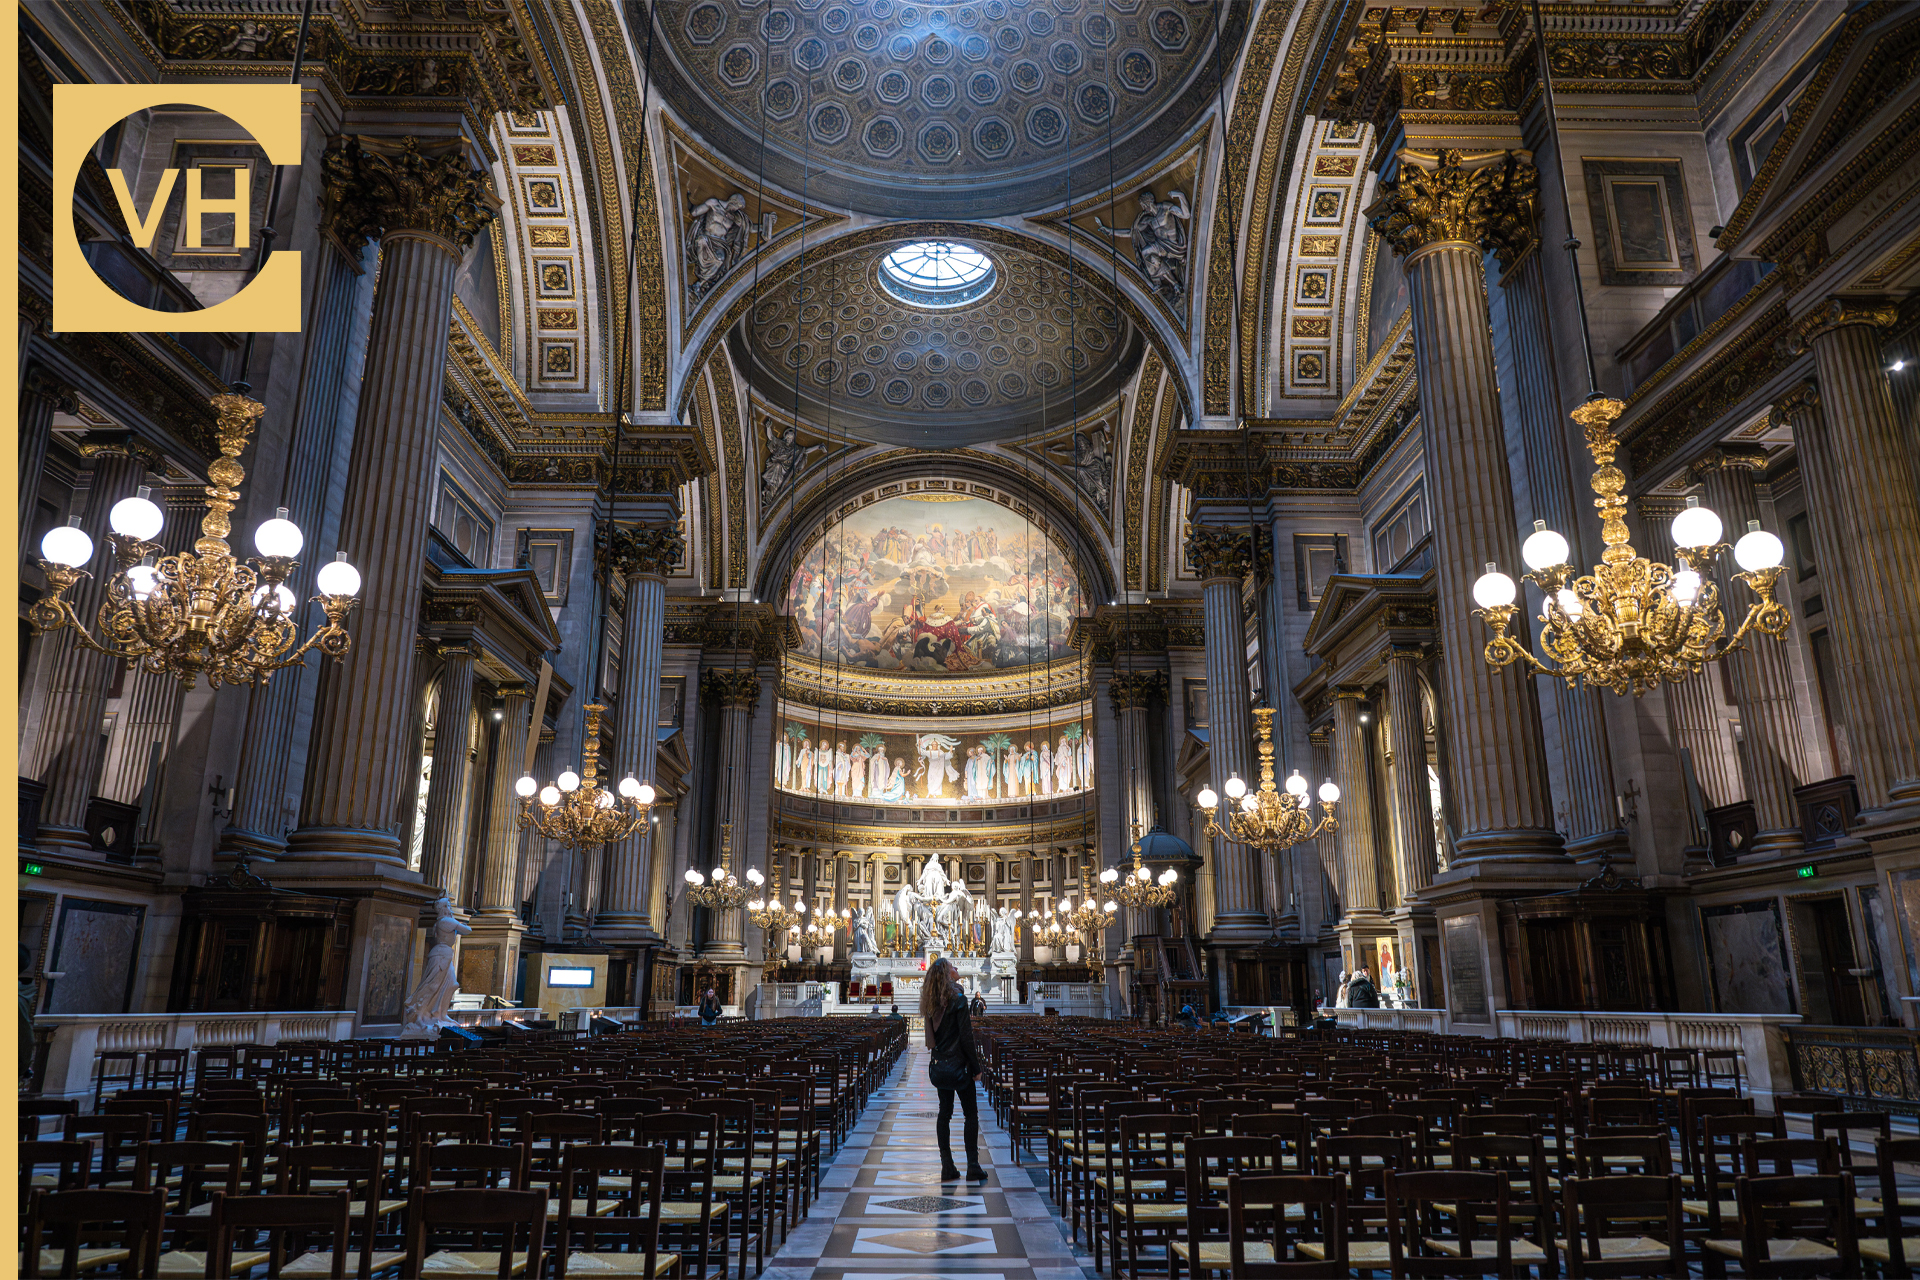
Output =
[
  {"x1": 654, "y1": 0, "x2": 1241, "y2": 218},
  {"x1": 730, "y1": 233, "x2": 1143, "y2": 446}
]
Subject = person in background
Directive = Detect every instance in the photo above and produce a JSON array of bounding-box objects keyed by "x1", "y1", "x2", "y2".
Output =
[
  {"x1": 887, "y1": 1004, "x2": 904, "y2": 1024},
  {"x1": 697, "y1": 986, "x2": 722, "y2": 1027},
  {"x1": 919, "y1": 956, "x2": 988, "y2": 1182},
  {"x1": 1346, "y1": 966, "x2": 1380, "y2": 1009},
  {"x1": 1175, "y1": 1002, "x2": 1201, "y2": 1030},
  {"x1": 970, "y1": 990, "x2": 986, "y2": 1018}
]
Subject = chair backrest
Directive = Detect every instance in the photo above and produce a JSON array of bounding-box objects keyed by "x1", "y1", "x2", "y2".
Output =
[
  {"x1": 1317, "y1": 1134, "x2": 1408, "y2": 1223},
  {"x1": 208, "y1": 1190, "x2": 353, "y2": 1280},
  {"x1": 560, "y1": 1144, "x2": 668, "y2": 1275},
  {"x1": 19, "y1": 1142, "x2": 90, "y2": 1212},
  {"x1": 1736, "y1": 1173, "x2": 1859, "y2": 1278},
  {"x1": 1743, "y1": 1136, "x2": 1840, "y2": 1178},
  {"x1": 1811, "y1": 1111, "x2": 1890, "y2": 1176},
  {"x1": 184, "y1": 1111, "x2": 270, "y2": 1193},
  {"x1": 1384, "y1": 1169, "x2": 1510, "y2": 1278},
  {"x1": 1560, "y1": 1174, "x2": 1684, "y2": 1279},
  {"x1": 637, "y1": 1112, "x2": 718, "y2": 1211},
  {"x1": 22, "y1": 1187, "x2": 166, "y2": 1279},
  {"x1": 1226, "y1": 1173, "x2": 1347, "y2": 1277},
  {"x1": 406, "y1": 1186, "x2": 547, "y2": 1280},
  {"x1": 417, "y1": 1142, "x2": 531, "y2": 1191},
  {"x1": 62, "y1": 1114, "x2": 148, "y2": 1187},
  {"x1": 1572, "y1": 1134, "x2": 1671, "y2": 1178}
]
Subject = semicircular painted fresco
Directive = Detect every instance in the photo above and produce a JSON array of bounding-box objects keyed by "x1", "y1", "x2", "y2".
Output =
[{"x1": 784, "y1": 493, "x2": 1083, "y2": 672}]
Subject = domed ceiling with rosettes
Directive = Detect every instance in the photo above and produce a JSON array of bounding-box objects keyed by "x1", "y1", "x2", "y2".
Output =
[
  {"x1": 729, "y1": 233, "x2": 1142, "y2": 446},
  {"x1": 655, "y1": 0, "x2": 1241, "y2": 218}
]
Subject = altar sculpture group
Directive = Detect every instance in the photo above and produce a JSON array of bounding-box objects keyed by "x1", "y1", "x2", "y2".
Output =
[
  {"x1": 850, "y1": 857, "x2": 1020, "y2": 958},
  {"x1": 775, "y1": 722, "x2": 1092, "y2": 805}
]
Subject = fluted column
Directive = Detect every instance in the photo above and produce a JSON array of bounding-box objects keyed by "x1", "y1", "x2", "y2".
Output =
[
  {"x1": 1693, "y1": 448, "x2": 1810, "y2": 853},
  {"x1": 598, "y1": 525, "x2": 679, "y2": 932},
  {"x1": 18, "y1": 365, "x2": 73, "y2": 563},
  {"x1": 833, "y1": 851, "x2": 850, "y2": 961},
  {"x1": 701, "y1": 667, "x2": 761, "y2": 957},
  {"x1": 415, "y1": 646, "x2": 477, "y2": 896},
  {"x1": 1110, "y1": 671, "x2": 1165, "y2": 937},
  {"x1": 26, "y1": 443, "x2": 153, "y2": 849},
  {"x1": 476, "y1": 685, "x2": 532, "y2": 915},
  {"x1": 1332, "y1": 690, "x2": 1385, "y2": 923},
  {"x1": 1019, "y1": 853, "x2": 1035, "y2": 962},
  {"x1": 1185, "y1": 526, "x2": 1266, "y2": 938},
  {"x1": 98, "y1": 497, "x2": 200, "y2": 808},
  {"x1": 1637, "y1": 499, "x2": 1743, "y2": 815},
  {"x1": 1385, "y1": 647, "x2": 1439, "y2": 898},
  {"x1": 1367, "y1": 148, "x2": 1565, "y2": 870},
  {"x1": 221, "y1": 244, "x2": 369, "y2": 859},
  {"x1": 1310, "y1": 726, "x2": 1340, "y2": 923},
  {"x1": 1499, "y1": 247, "x2": 1623, "y2": 862},
  {"x1": 1798, "y1": 302, "x2": 1920, "y2": 809},
  {"x1": 286, "y1": 136, "x2": 495, "y2": 865}
]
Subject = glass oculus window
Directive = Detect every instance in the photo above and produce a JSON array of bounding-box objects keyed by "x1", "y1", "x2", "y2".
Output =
[{"x1": 878, "y1": 241, "x2": 997, "y2": 308}]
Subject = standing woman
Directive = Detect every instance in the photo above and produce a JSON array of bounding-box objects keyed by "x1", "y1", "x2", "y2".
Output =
[{"x1": 920, "y1": 957, "x2": 988, "y2": 1182}]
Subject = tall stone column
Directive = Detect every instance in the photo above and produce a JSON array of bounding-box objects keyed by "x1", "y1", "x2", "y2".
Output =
[
  {"x1": 1366, "y1": 148, "x2": 1565, "y2": 872},
  {"x1": 832, "y1": 851, "x2": 850, "y2": 961},
  {"x1": 1499, "y1": 248, "x2": 1623, "y2": 863},
  {"x1": 416, "y1": 645, "x2": 477, "y2": 897},
  {"x1": 598, "y1": 523, "x2": 680, "y2": 934},
  {"x1": 98, "y1": 496, "x2": 200, "y2": 808},
  {"x1": 1185, "y1": 525, "x2": 1267, "y2": 938},
  {"x1": 1019, "y1": 852, "x2": 1035, "y2": 962},
  {"x1": 1639, "y1": 500, "x2": 1742, "y2": 813},
  {"x1": 26, "y1": 442, "x2": 153, "y2": 849},
  {"x1": 1385, "y1": 647, "x2": 1439, "y2": 898},
  {"x1": 18, "y1": 365, "x2": 74, "y2": 562},
  {"x1": 700, "y1": 667, "x2": 761, "y2": 958},
  {"x1": 286, "y1": 136, "x2": 495, "y2": 866},
  {"x1": 475, "y1": 685, "x2": 532, "y2": 915},
  {"x1": 1110, "y1": 671, "x2": 1165, "y2": 938},
  {"x1": 1798, "y1": 302, "x2": 1920, "y2": 810},
  {"x1": 1332, "y1": 690, "x2": 1385, "y2": 925},
  {"x1": 1693, "y1": 448, "x2": 1811, "y2": 854},
  {"x1": 1310, "y1": 726, "x2": 1340, "y2": 923}
]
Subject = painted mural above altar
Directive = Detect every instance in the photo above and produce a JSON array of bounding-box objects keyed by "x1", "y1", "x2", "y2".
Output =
[
  {"x1": 785, "y1": 494, "x2": 1083, "y2": 672},
  {"x1": 774, "y1": 712, "x2": 1093, "y2": 807}
]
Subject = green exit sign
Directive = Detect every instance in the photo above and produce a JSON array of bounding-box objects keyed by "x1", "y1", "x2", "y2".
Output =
[
  {"x1": 22, "y1": 863, "x2": 44, "y2": 875},
  {"x1": 1797, "y1": 865, "x2": 1817, "y2": 879}
]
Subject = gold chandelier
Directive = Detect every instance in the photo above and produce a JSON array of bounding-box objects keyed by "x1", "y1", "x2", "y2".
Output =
[
  {"x1": 1197, "y1": 708, "x2": 1339, "y2": 852},
  {"x1": 29, "y1": 394, "x2": 360, "y2": 688},
  {"x1": 1102, "y1": 826, "x2": 1179, "y2": 909},
  {"x1": 515, "y1": 703, "x2": 655, "y2": 849},
  {"x1": 684, "y1": 822, "x2": 750, "y2": 911},
  {"x1": 746, "y1": 863, "x2": 802, "y2": 933},
  {"x1": 1032, "y1": 904, "x2": 1072, "y2": 950},
  {"x1": 1472, "y1": 398, "x2": 1790, "y2": 697}
]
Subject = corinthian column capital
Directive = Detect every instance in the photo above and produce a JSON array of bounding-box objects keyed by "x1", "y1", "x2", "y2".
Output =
[
  {"x1": 1687, "y1": 444, "x2": 1770, "y2": 482},
  {"x1": 322, "y1": 135, "x2": 499, "y2": 255},
  {"x1": 607, "y1": 521, "x2": 684, "y2": 582},
  {"x1": 1772, "y1": 379, "x2": 1821, "y2": 420},
  {"x1": 1107, "y1": 670, "x2": 1167, "y2": 713},
  {"x1": 701, "y1": 667, "x2": 762, "y2": 708},
  {"x1": 1365, "y1": 148, "x2": 1540, "y2": 267},
  {"x1": 1184, "y1": 524, "x2": 1266, "y2": 583},
  {"x1": 1790, "y1": 296, "x2": 1900, "y2": 350}
]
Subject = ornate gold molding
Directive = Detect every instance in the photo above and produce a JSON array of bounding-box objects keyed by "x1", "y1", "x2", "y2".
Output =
[
  {"x1": 1364, "y1": 148, "x2": 1539, "y2": 267},
  {"x1": 700, "y1": 667, "x2": 763, "y2": 708},
  {"x1": 322, "y1": 136, "x2": 497, "y2": 255},
  {"x1": 607, "y1": 522, "x2": 683, "y2": 581},
  {"x1": 1789, "y1": 296, "x2": 1901, "y2": 349},
  {"x1": 1108, "y1": 670, "x2": 1168, "y2": 713},
  {"x1": 1687, "y1": 444, "x2": 1770, "y2": 481},
  {"x1": 1184, "y1": 524, "x2": 1268, "y2": 582}
]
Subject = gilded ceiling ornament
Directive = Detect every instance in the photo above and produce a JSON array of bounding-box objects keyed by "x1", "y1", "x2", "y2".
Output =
[
  {"x1": 321, "y1": 135, "x2": 498, "y2": 255},
  {"x1": 1787, "y1": 296, "x2": 1900, "y2": 350},
  {"x1": 1364, "y1": 148, "x2": 1540, "y2": 267}
]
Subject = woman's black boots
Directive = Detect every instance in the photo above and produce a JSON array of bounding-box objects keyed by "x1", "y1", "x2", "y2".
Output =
[{"x1": 938, "y1": 1127, "x2": 961, "y2": 1181}]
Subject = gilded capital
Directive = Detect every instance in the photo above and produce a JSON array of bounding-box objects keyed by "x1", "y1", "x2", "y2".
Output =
[
  {"x1": 701, "y1": 666, "x2": 763, "y2": 708},
  {"x1": 1184, "y1": 524, "x2": 1267, "y2": 582},
  {"x1": 1771, "y1": 379, "x2": 1821, "y2": 421},
  {"x1": 1790, "y1": 296, "x2": 1900, "y2": 349},
  {"x1": 608, "y1": 521, "x2": 683, "y2": 581},
  {"x1": 1108, "y1": 670, "x2": 1168, "y2": 713},
  {"x1": 1364, "y1": 148, "x2": 1540, "y2": 267},
  {"x1": 322, "y1": 135, "x2": 498, "y2": 255},
  {"x1": 1687, "y1": 444, "x2": 1769, "y2": 481}
]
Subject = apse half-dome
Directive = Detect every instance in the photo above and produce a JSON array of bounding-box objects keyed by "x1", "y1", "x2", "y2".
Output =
[{"x1": 785, "y1": 492, "x2": 1084, "y2": 673}]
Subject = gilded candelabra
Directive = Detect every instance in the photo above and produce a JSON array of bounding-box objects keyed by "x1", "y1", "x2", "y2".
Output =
[
  {"x1": 1473, "y1": 398, "x2": 1790, "y2": 697},
  {"x1": 29, "y1": 394, "x2": 360, "y2": 688},
  {"x1": 1196, "y1": 708, "x2": 1339, "y2": 851},
  {"x1": 515, "y1": 704, "x2": 654, "y2": 849},
  {"x1": 684, "y1": 823, "x2": 751, "y2": 911},
  {"x1": 1103, "y1": 825, "x2": 1179, "y2": 909},
  {"x1": 748, "y1": 864, "x2": 803, "y2": 977}
]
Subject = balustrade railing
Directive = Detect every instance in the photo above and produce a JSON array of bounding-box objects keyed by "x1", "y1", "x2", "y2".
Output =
[{"x1": 1782, "y1": 1025, "x2": 1920, "y2": 1117}]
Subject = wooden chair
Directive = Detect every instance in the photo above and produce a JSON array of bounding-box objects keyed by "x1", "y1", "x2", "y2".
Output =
[
  {"x1": 277, "y1": 1143, "x2": 408, "y2": 1277},
  {"x1": 135, "y1": 1140, "x2": 245, "y2": 1274},
  {"x1": 704, "y1": 1096, "x2": 771, "y2": 1279},
  {"x1": 1812, "y1": 1111, "x2": 1891, "y2": 1181},
  {"x1": 21, "y1": 1187, "x2": 165, "y2": 1279},
  {"x1": 557, "y1": 1144, "x2": 679, "y2": 1278},
  {"x1": 143, "y1": 1049, "x2": 191, "y2": 1090},
  {"x1": 199, "y1": 1190, "x2": 350, "y2": 1279},
  {"x1": 1573, "y1": 1135, "x2": 1672, "y2": 1179},
  {"x1": 1447, "y1": 1132, "x2": 1556, "y2": 1274},
  {"x1": 1861, "y1": 1136, "x2": 1920, "y2": 1277},
  {"x1": 1705, "y1": 1173, "x2": 1858, "y2": 1278},
  {"x1": 1560, "y1": 1174, "x2": 1686, "y2": 1278},
  {"x1": 1104, "y1": 1113, "x2": 1194, "y2": 1280},
  {"x1": 184, "y1": 1113, "x2": 270, "y2": 1195},
  {"x1": 639, "y1": 1113, "x2": 731, "y2": 1280},
  {"x1": 62, "y1": 1115, "x2": 148, "y2": 1190},
  {"x1": 92, "y1": 1052, "x2": 140, "y2": 1107},
  {"x1": 1221, "y1": 1172, "x2": 1347, "y2": 1277},
  {"x1": 1169, "y1": 1134, "x2": 1280, "y2": 1280},
  {"x1": 1382, "y1": 1169, "x2": 1511, "y2": 1278},
  {"x1": 404, "y1": 1186, "x2": 548, "y2": 1278}
]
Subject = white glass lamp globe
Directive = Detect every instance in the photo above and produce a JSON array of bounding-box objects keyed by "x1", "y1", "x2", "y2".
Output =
[
  {"x1": 685, "y1": 869, "x2": 704, "y2": 886},
  {"x1": 515, "y1": 776, "x2": 537, "y2": 797},
  {"x1": 1240, "y1": 794, "x2": 1258, "y2": 813},
  {"x1": 41, "y1": 522, "x2": 94, "y2": 568},
  {"x1": 1472, "y1": 565, "x2": 1517, "y2": 609},
  {"x1": 1285, "y1": 771, "x2": 1309, "y2": 797},
  {"x1": 557, "y1": 771, "x2": 581, "y2": 792},
  {"x1": 539, "y1": 785, "x2": 561, "y2": 806},
  {"x1": 1159, "y1": 869, "x2": 1178, "y2": 886},
  {"x1": 109, "y1": 492, "x2": 164, "y2": 541},
  {"x1": 794, "y1": 899, "x2": 806, "y2": 913},
  {"x1": 125, "y1": 564, "x2": 159, "y2": 600},
  {"x1": 1100, "y1": 867, "x2": 1118, "y2": 884},
  {"x1": 1670, "y1": 499, "x2": 1723, "y2": 550},
  {"x1": 1224, "y1": 775, "x2": 1247, "y2": 800},
  {"x1": 712, "y1": 866, "x2": 727, "y2": 881},
  {"x1": 618, "y1": 776, "x2": 642, "y2": 799},
  {"x1": 1521, "y1": 522, "x2": 1570, "y2": 571},
  {"x1": 1197, "y1": 787, "x2": 1218, "y2": 810},
  {"x1": 253, "y1": 508, "x2": 304, "y2": 559},
  {"x1": 1104, "y1": 901, "x2": 1118, "y2": 914},
  {"x1": 1319, "y1": 779, "x2": 1342, "y2": 804},
  {"x1": 596, "y1": 791, "x2": 614, "y2": 809},
  {"x1": 1670, "y1": 569, "x2": 1703, "y2": 607},
  {"x1": 636, "y1": 783, "x2": 656, "y2": 805},
  {"x1": 250, "y1": 583, "x2": 297, "y2": 614},
  {"x1": 1135, "y1": 865, "x2": 1150, "y2": 882},
  {"x1": 748, "y1": 898, "x2": 764, "y2": 913},
  {"x1": 746, "y1": 868, "x2": 764, "y2": 885},
  {"x1": 1734, "y1": 525, "x2": 1785, "y2": 571},
  {"x1": 1556, "y1": 588, "x2": 1585, "y2": 619},
  {"x1": 315, "y1": 554, "x2": 361, "y2": 597}
]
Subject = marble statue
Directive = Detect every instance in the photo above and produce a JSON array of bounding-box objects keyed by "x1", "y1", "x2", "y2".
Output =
[
  {"x1": 935, "y1": 882, "x2": 977, "y2": 951},
  {"x1": 915, "y1": 856, "x2": 952, "y2": 901},
  {"x1": 852, "y1": 905, "x2": 876, "y2": 954},
  {"x1": 760, "y1": 418, "x2": 821, "y2": 504},
  {"x1": 1049, "y1": 427, "x2": 1113, "y2": 511},
  {"x1": 1102, "y1": 189, "x2": 1191, "y2": 305},
  {"x1": 401, "y1": 897, "x2": 470, "y2": 1039},
  {"x1": 990, "y1": 905, "x2": 1019, "y2": 955},
  {"x1": 687, "y1": 192, "x2": 748, "y2": 300}
]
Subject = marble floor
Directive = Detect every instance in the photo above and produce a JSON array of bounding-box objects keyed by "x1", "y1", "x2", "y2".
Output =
[{"x1": 761, "y1": 1047, "x2": 1098, "y2": 1280}]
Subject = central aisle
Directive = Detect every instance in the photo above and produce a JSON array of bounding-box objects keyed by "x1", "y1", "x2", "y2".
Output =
[{"x1": 763, "y1": 1046, "x2": 1097, "y2": 1280}]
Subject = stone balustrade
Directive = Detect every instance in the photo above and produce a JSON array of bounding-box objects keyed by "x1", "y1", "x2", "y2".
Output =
[{"x1": 37, "y1": 1010, "x2": 359, "y2": 1103}]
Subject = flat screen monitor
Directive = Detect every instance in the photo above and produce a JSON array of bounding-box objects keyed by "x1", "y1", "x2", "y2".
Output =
[{"x1": 546, "y1": 966, "x2": 595, "y2": 988}]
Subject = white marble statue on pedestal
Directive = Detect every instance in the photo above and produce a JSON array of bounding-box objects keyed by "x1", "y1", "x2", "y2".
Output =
[
  {"x1": 401, "y1": 897, "x2": 470, "y2": 1039},
  {"x1": 852, "y1": 905, "x2": 876, "y2": 955}
]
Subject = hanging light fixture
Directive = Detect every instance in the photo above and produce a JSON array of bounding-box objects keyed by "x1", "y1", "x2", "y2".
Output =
[
  {"x1": 684, "y1": 821, "x2": 751, "y2": 911},
  {"x1": 1472, "y1": 402, "x2": 1790, "y2": 696},
  {"x1": 1196, "y1": 707, "x2": 1339, "y2": 851},
  {"x1": 1103, "y1": 824, "x2": 1179, "y2": 909},
  {"x1": 29, "y1": 394, "x2": 360, "y2": 688},
  {"x1": 516, "y1": 703, "x2": 654, "y2": 849}
]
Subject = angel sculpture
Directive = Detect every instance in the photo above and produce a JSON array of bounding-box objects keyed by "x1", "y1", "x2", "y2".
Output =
[
  {"x1": 1099, "y1": 189, "x2": 1191, "y2": 305},
  {"x1": 852, "y1": 905, "x2": 877, "y2": 954},
  {"x1": 687, "y1": 192, "x2": 748, "y2": 300},
  {"x1": 990, "y1": 904, "x2": 1019, "y2": 954},
  {"x1": 760, "y1": 418, "x2": 822, "y2": 504}
]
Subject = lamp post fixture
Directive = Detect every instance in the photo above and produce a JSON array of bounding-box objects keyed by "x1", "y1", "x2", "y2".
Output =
[
  {"x1": 1196, "y1": 707, "x2": 1339, "y2": 851},
  {"x1": 515, "y1": 703, "x2": 654, "y2": 849}
]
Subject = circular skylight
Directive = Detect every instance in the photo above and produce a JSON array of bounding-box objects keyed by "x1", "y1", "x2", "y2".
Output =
[{"x1": 878, "y1": 241, "x2": 997, "y2": 308}]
